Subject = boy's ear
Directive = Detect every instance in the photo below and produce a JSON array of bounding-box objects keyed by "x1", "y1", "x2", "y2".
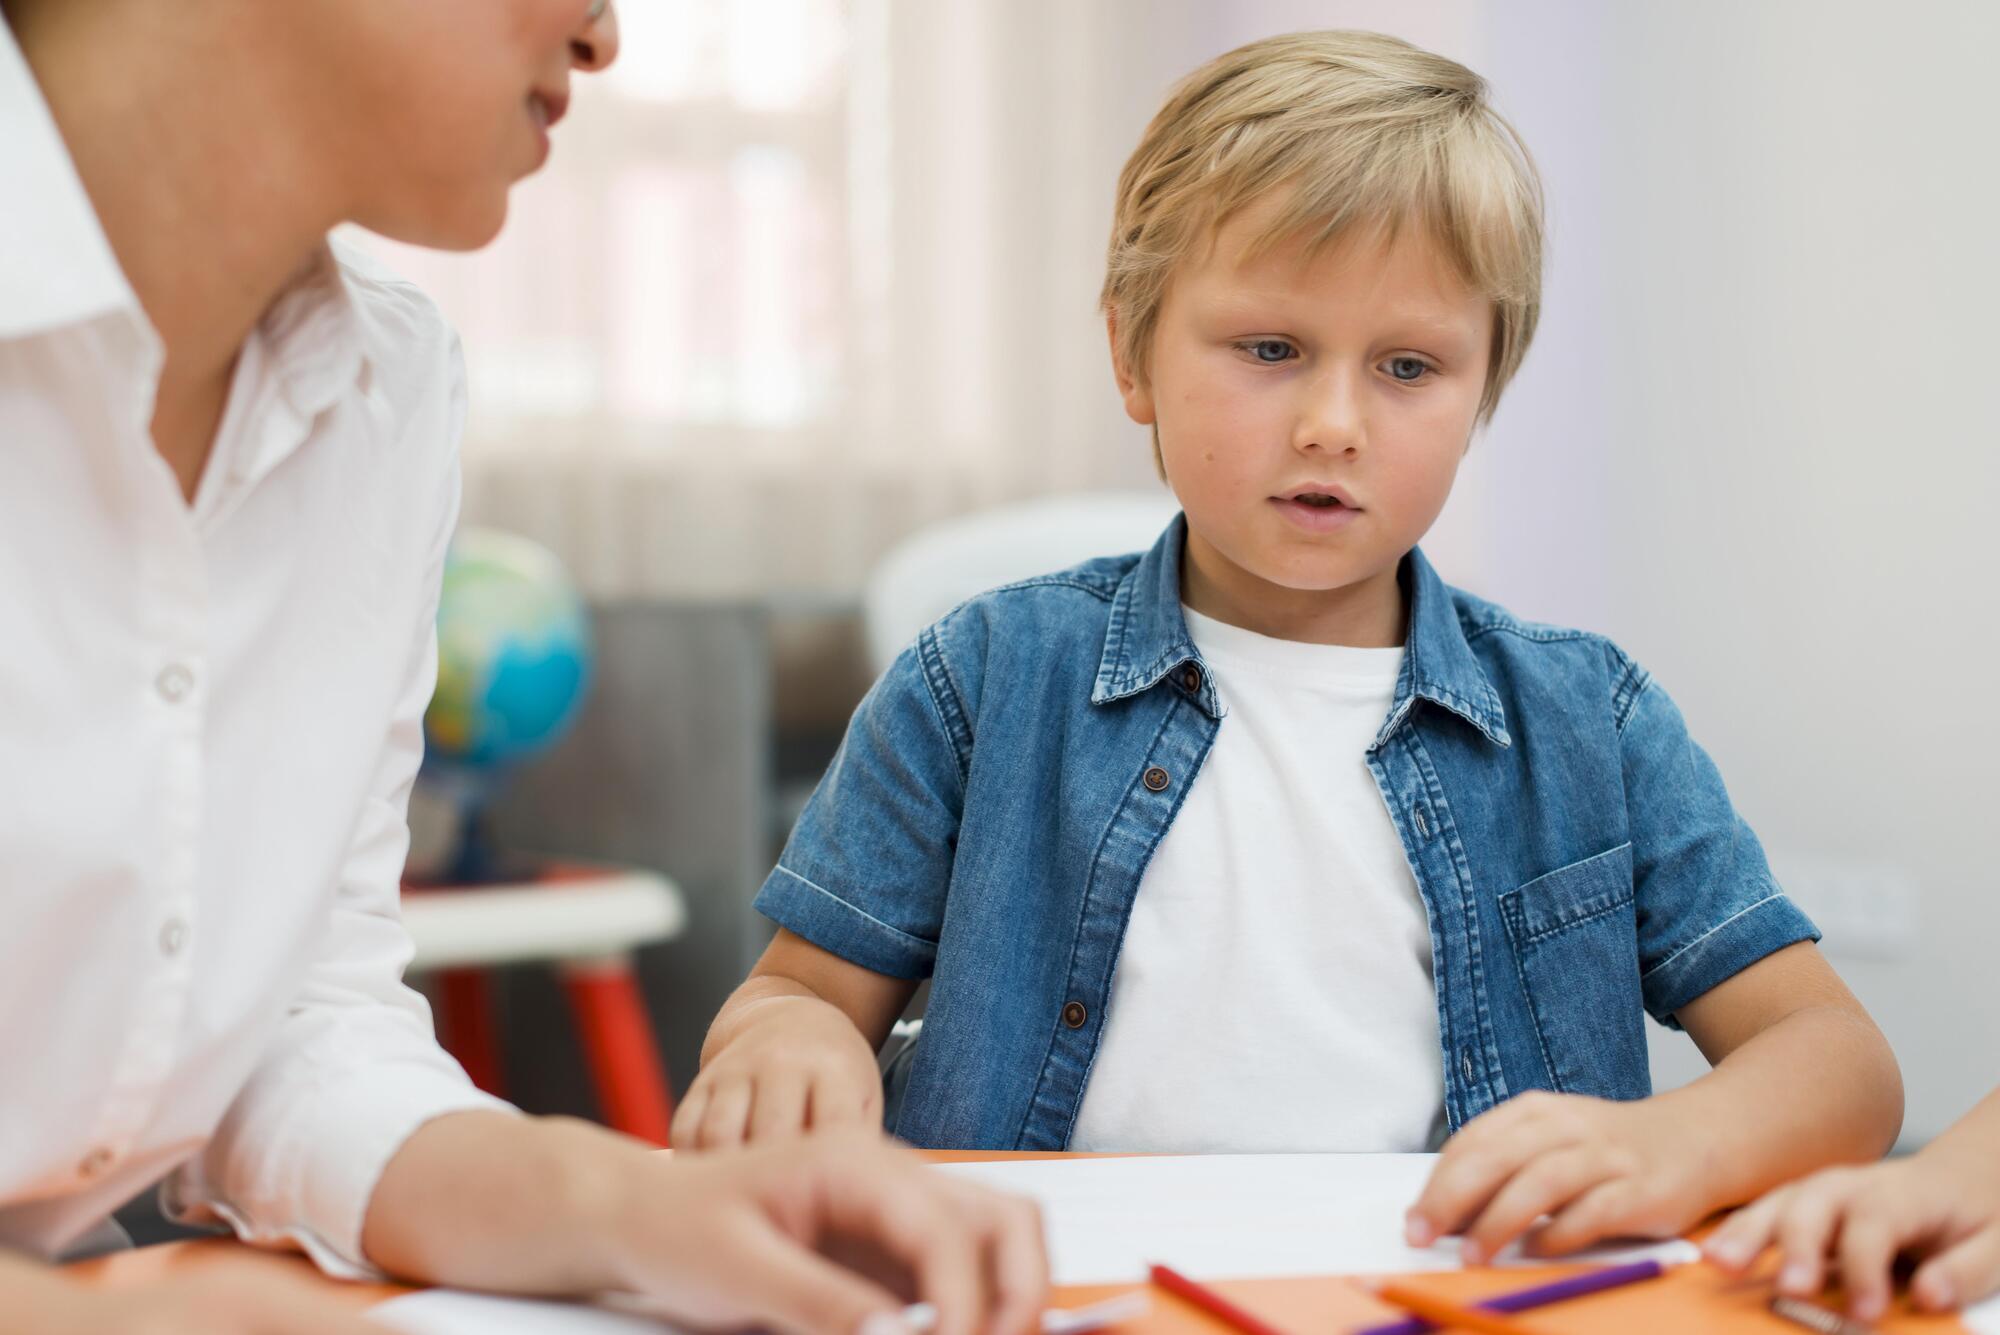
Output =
[{"x1": 1105, "y1": 309, "x2": 1157, "y2": 427}]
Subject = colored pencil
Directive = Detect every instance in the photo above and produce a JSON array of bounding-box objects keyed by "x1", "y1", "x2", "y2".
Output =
[
  {"x1": 1353, "y1": 1260, "x2": 1665, "y2": 1335},
  {"x1": 1361, "y1": 1280, "x2": 1562, "y2": 1335},
  {"x1": 1149, "y1": 1262, "x2": 1293, "y2": 1335}
]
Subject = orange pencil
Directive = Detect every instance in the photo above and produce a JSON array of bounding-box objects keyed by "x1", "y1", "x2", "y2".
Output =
[{"x1": 1360, "y1": 1280, "x2": 1563, "y2": 1335}]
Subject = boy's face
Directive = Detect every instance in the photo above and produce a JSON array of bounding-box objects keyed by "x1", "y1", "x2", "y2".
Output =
[
  {"x1": 296, "y1": 0, "x2": 619, "y2": 250},
  {"x1": 1114, "y1": 201, "x2": 1492, "y2": 643}
]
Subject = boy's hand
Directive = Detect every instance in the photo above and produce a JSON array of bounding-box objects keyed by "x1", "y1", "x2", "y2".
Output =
[
  {"x1": 1405, "y1": 1090, "x2": 1707, "y2": 1263},
  {"x1": 674, "y1": 993, "x2": 885, "y2": 1150},
  {"x1": 1704, "y1": 1146, "x2": 2000, "y2": 1320},
  {"x1": 602, "y1": 1130, "x2": 1047, "y2": 1335}
]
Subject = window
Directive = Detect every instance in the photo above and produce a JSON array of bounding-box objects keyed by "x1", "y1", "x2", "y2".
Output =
[{"x1": 349, "y1": 0, "x2": 849, "y2": 455}]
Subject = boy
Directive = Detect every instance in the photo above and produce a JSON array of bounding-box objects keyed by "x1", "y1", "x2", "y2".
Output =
[
  {"x1": 0, "y1": 2, "x2": 1042, "y2": 1332},
  {"x1": 680, "y1": 30, "x2": 1903, "y2": 1262}
]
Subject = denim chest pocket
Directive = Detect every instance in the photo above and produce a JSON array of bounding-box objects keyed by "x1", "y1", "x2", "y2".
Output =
[{"x1": 1497, "y1": 843, "x2": 1650, "y2": 1099}]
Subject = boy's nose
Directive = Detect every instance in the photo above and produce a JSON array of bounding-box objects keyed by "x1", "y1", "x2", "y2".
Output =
[
  {"x1": 572, "y1": 0, "x2": 620, "y2": 72},
  {"x1": 1295, "y1": 370, "x2": 1365, "y2": 456}
]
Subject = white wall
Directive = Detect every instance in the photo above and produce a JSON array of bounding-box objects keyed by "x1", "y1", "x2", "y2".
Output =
[{"x1": 1462, "y1": 1, "x2": 2000, "y2": 1141}]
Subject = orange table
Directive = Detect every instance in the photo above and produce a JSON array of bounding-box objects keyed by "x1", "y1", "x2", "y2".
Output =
[{"x1": 73, "y1": 1152, "x2": 1974, "y2": 1335}]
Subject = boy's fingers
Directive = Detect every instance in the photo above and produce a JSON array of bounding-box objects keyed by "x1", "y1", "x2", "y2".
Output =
[
  {"x1": 1773, "y1": 1181, "x2": 1849, "y2": 1297},
  {"x1": 749, "y1": 1071, "x2": 812, "y2": 1144},
  {"x1": 1461, "y1": 1146, "x2": 1605, "y2": 1264},
  {"x1": 808, "y1": 1080, "x2": 877, "y2": 1133},
  {"x1": 1705, "y1": 1189, "x2": 1788, "y2": 1271},
  {"x1": 1408, "y1": 1114, "x2": 1552, "y2": 1243},
  {"x1": 1912, "y1": 1226, "x2": 2000, "y2": 1312},
  {"x1": 1531, "y1": 1175, "x2": 1637, "y2": 1256},
  {"x1": 699, "y1": 1080, "x2": 756, "y2": 1151},
  {"x1": 1836, "y1": 1217, "x2": 1899, "y2": 1322}
]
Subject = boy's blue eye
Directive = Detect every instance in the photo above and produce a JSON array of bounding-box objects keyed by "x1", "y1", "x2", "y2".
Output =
[
  {"x1": 1244, "y1": 339, "x2": 1295, "y2": 364},
  {"x1": 1386, "y1": 356, "x2": 1430, "y2": 382}
]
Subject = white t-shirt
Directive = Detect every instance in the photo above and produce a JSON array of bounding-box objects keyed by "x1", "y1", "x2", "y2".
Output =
[
  {"x1": 1068, "y1": 606, "x2": 1447, "y2": 1153},
  {"x1": 0, "y1": 23, "x2": 508, "y2": 1275}
]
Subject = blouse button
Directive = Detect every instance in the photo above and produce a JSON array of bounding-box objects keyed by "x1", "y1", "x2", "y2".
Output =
[
  {"x1": 155, "y1": 663, "x2": 194, "y2": 703},
  {"x1": 1062, "y1": 1000, "x2": 1088, "y2": 1029},
  {"x1": 1180, "y1": 664, "x2": 1202, "y2": 693},
  {"x1": 1142, "y1": 766, "x2": 1170, "y2": 793}
]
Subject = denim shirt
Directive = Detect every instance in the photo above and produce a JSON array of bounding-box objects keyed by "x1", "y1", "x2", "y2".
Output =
[{"x1": 756, "y1": 517, "x2": 1818, "y2": 1150}]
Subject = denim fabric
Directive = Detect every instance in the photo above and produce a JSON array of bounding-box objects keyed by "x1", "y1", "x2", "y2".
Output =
[{"x1": 755, "y1": 516, "x2": 1818, "y2": 1149}]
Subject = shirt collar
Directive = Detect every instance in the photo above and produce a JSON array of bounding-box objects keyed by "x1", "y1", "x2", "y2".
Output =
[
  {"x1": 1091, "y1": 515, "x2": 1511, "y2": 748},
  {"x1": 1091, "y1": 514, "x2": 1224, "y2": 719},
  {"x1": 0, "y1": 17, "x2": 141, "y2": 338},
  {"x1": 1376, "y1": 547, "x2": 1511, "y2": 750},
  {"x1": 261, "y1": 243, "x2": 370, "y2": 425}
]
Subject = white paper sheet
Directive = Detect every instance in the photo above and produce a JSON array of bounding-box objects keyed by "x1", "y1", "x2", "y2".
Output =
[
  {"x1": 370, "y1": 1284, "x2": 1151, "y2": 1334},
  {"x1": 369, "y1": 1290, "x2": 675, "y2": 1334},
  {"x1": 1963, "y1": 1293, "x2": 2000, "y2": 1335},
  {"x1": 936, "y1": 1153, "x2": 1700, "y2": 1286}
]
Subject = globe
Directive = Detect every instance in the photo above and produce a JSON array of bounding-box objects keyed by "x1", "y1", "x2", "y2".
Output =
[{"x1": 424, "y1": 527, "x2": 593, "y2": 775}]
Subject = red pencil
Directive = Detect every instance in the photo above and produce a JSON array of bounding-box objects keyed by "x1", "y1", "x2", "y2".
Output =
[{"x1": 1149, "y1": 1263, "x2": 1293, "y2": 1335}]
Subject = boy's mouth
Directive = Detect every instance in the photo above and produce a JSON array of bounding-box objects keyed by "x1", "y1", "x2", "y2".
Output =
[
  {"x1": 1272, "y1": 485, "x2": 1363, "y2": 532},
  {"x1": 1277, "y1": 484, "x2": 1359, "y2": 509}
]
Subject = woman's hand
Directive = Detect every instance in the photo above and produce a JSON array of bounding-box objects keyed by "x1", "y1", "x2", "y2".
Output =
[{"x1": 600, "y1": 1130, "x2": 1047, "y2": 1335}]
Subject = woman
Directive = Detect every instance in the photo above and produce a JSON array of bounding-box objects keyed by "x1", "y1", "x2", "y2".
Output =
[{"x1": 0, "y1": 2, "x2": 1043, "y2": 1332}]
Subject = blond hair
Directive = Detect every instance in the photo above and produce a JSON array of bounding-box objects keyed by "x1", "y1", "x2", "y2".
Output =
[{"x1": 1103, "y1": 30, "x2": 1543, "y2": 425}]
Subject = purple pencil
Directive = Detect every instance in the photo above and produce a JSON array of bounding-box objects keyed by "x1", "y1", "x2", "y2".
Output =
[{"x1": 1352, "y1": 1260, "x2": 1666, "y2": 1335}]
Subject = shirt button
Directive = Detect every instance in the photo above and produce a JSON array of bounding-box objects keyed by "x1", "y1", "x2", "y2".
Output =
[
  {"x1": 159, "y1": 917, "x2": 189, "y2": 957},
  {"x1": 1061, "y1": 1000, "x2": 1088, "y2": 1029},
  {"x1": 155, "y1": 663, "x2": 194, "y2": 703},
  {"x1": 1179, "y1": 664, "x2": 1202, "y2": 693},
  {"x1": 1142, "y1": 766, "x2": 1171, "y2": 793},
  {"x1": 78, "y1": 1146, "x2": 115, "y2": 1178}
]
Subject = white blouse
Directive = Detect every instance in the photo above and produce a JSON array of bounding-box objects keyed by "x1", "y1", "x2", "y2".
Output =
[{"x1": 0, "y1": 23, "x2": 509, "y2": 1276}]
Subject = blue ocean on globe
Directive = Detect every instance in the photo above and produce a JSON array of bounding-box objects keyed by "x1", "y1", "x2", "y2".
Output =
[{"x1": 424, "y1": 528, "x2": 593, "y2": 775}]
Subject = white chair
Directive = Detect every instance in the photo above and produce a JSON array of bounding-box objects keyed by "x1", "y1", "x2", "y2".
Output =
[
  {"x1": 862, "y1": 490, "x2": 1181, "y2": 673},
  {"x1": 402, "y1": 863, "x2": 686, "y2": 1145}
]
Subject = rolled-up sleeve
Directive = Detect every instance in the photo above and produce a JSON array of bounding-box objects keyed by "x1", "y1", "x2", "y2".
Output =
[
  {"x1": 1618, "y1": 661, "x2": 1820, "y2": 1027},
  {"x1": 161, "y1": 341, "x2": 513, "y2": 1279},
  {"x1": 754, "y1": 627, "x2": 970, "y2": 980}
]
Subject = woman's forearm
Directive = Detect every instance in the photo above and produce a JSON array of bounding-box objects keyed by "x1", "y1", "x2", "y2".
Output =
[{"x1": 361, "y1": 1111, "x2": 637, "y2": 1295}]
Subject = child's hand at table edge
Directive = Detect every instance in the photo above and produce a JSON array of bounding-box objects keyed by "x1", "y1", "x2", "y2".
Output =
[
  {"x1": 1403, "y1": 1090, "x2": 1710, "y2": 1265},
  {"x1": 673, "y1": 991, "x2": 887, "y2": 1151}
]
